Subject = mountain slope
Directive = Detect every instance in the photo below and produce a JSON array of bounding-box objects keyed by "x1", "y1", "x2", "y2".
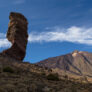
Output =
[
  {"x1": 37, "y1": 50, "x2": 92, "y2": 79},
  {"x1": 0, "y1": 54, "x2": 92, "y2": 92}
]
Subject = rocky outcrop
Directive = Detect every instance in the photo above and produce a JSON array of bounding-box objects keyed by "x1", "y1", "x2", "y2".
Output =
[{"x1": 1, "y1": 12, "x2": 28, "y2": 61}]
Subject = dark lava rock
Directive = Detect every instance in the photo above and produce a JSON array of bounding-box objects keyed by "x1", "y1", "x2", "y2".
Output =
[{"x1": 1, "y1": 12, "x2": 28, "y2": 61}]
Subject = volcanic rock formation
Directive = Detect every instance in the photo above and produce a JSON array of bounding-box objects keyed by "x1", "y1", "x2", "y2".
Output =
[
  {"x1": 37, "y1": 50, "x2": 92, "y2": 78},
  {"x1": 1, "y1": 12, "x2": 28, "y2": 61}
]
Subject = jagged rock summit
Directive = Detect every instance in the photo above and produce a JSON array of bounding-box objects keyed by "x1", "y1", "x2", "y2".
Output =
[{"x1": 1, "y1": 12, "x2": 28, "y2": 61}]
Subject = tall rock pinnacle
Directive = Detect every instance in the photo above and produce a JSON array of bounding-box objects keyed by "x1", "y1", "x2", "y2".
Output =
[{"x1": 2, "y1": 12, "x2": 28, "y2": 61}]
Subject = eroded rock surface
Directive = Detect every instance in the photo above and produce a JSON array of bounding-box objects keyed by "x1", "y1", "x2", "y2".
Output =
[{"x1": 1, "y1": 12, "x2": 28, "y2": 61}]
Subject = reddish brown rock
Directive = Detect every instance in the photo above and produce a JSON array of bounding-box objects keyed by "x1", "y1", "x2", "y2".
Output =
[{"x1": 1, "y1": 12, "x2": 28, "y2": 61}]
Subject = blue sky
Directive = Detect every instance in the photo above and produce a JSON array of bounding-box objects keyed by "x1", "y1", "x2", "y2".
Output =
[{"x1": 0, "y1": 0, "x2": 92, "y2": 63}]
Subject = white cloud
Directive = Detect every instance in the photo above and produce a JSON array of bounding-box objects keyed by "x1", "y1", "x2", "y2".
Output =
[
  {"x1": 0, "y1": 39, "x2": 11, "y2": 48},
  {"x1": 28, "y1": 26, "x2": 92, "y2": 45},
  {"x1": 0, "y1": 33, "x2": 11, "y2": 48},
  {"x1": 1, "y1": 26, "x2": 92, "y2": 48}
]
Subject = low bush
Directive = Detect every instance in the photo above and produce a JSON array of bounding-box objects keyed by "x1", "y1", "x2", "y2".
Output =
[
  {"x1": 41, "y1": 72, "x2": 46, "y2": 76},
  {"x1": 3, "y1": 67, "x2": 14, "y2": 73},
  {"x1": 46, "y1": 73, "x2": 60, "y2": 81}
]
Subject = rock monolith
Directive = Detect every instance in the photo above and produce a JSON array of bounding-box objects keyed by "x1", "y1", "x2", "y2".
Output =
[{"x1": 1, "y1": 12, "x2": 28, "y2": 61}]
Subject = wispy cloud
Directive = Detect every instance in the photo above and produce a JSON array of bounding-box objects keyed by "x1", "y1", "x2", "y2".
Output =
[
  {"x1": 28, "y1": 26, "x2": 92, "y2": 45},
  {"x1": 13, "y1": 0, "x2": 26, "y2": 4},
  {"x1": 0, "y1": 33, "x2": 11, "y2": 48},
  {"x1": 0, "y1": 0, "x2": 26, "y2": 7}
]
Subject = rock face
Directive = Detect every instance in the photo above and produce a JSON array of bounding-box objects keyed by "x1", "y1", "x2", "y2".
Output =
[{"x1": 1, "y1": 12, "x2": 28, "y2": 61}]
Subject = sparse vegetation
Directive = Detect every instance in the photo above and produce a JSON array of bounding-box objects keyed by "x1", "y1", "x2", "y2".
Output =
[
  {"x1": 46, "y1": 73, "x2": 60, "y2": 81},
  {"x1": 3, "y1": 67, "x2": 14, "y2": 73},
  {"x1": 0, "y1": 59, "x2": 91, "y2": 92},
  {"x1": 41, "y1": 72, "x2": 46, "y2": 76}
]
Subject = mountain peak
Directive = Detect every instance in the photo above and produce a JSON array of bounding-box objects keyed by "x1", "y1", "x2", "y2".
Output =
[
  {"x1": 37, "y1": 50, "x2": 92, "y2": 81},
  {"x1": 71, "y1": 50, "x2": 85, "y2": 57},
  {"x1": 72, "y1": 50, "x2": 79, "y2": 57}
]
